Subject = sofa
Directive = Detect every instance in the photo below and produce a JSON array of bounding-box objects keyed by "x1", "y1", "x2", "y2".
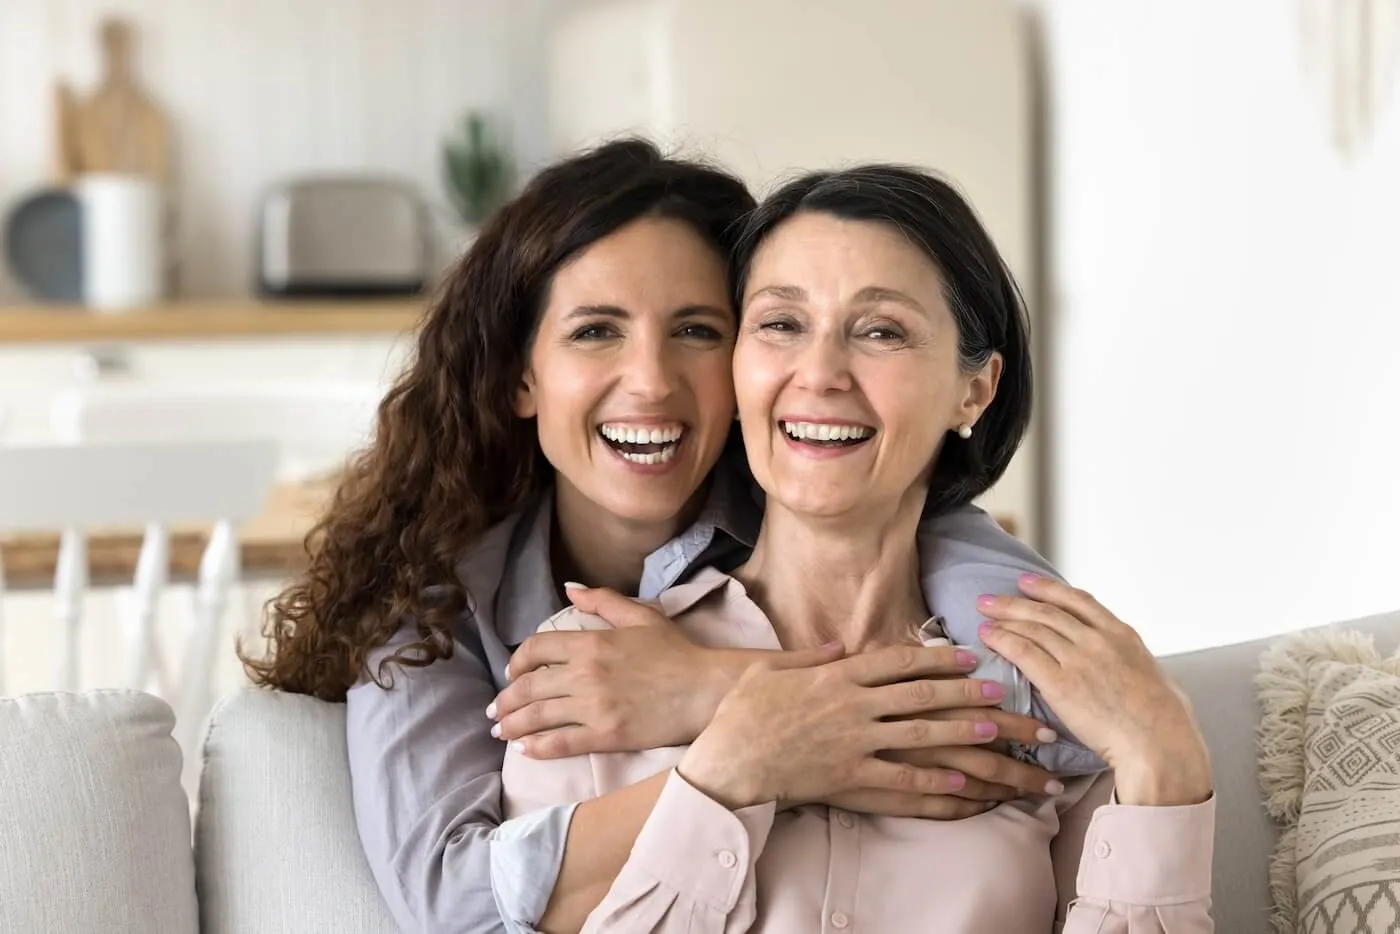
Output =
[{"x1": 3, "y1": 608, "x2": 1398, "y2": 934}]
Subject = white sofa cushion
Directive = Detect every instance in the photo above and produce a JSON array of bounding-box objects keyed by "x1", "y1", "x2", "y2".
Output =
[
  {"x1": 0, "y1": 689, "x2": 198, "y2": 934},
  {"x1": 195, "y1": 687, "x2": 397, "y2": 933}
]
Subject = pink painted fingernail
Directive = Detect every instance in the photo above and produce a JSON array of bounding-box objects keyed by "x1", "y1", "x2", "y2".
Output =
[
  {"x1": 974, "y1": 721, "x2": 998, "y2": 738},
  {"x1": 976, "y1": 594, "x2": 997, "y2": 608},
  {"x1": 1019, "y1": 573, "x2": 1040, "y2": 587},
  {"x1": 946, "y1": 771, "x2": 967, "y2": 791},
  {"x1": 508, "y1": 741, "x2": 525, "y2": 754},
  {"x1": 980, "y1": 682, "x2": 1005, "y2": 700},
  {"x1": 563, "y1": 581, "x2": 586, "y2": 591},
  {"x1": 485, "y1": 702, "x2": 498, "y2": 720},
  {"x1": 503, "y1": 664, "x2": 511, "y2": 681},
  {"x1": 490, "y1": 723, "x2": 502, "y2": 739},
  {"x1": 954, "y1": 650, "x2": 979, "y2": 669},
  {"x1": 1035, "y1": 727, "x2": 1059, "y2": 744},
  {"x1": 1045, "y1": 779, "x2": 1065, "y2": 795},
  {"x1": 978, "y1": 623, "x2": 995, "y2": 640}
]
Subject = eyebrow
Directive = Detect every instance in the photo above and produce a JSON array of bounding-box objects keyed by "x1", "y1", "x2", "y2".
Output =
[
  {"x1": 748, "y1": 284, "x2": 927, "y2": 314},
  {"x1": 563, "y1": 304, "x2": 731, "y2": 322}
]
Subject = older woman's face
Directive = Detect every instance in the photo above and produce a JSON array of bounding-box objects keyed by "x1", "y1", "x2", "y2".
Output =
[{"x1": 734, "y1": 212, "x2": 998, "y2": 519}]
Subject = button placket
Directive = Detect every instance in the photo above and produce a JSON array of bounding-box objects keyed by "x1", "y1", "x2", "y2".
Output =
[{"x1": 822, "y1": 810, "x2": 860, "y2": 932}]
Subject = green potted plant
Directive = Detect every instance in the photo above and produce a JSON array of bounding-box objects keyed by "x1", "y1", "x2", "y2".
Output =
[{"x1": 443, "y1": 111, "x2": 514, "y2": 228}]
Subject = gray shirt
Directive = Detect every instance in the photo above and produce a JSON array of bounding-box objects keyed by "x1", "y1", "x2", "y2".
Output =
[{"x1": 346, "y1": 464, "x2": 1100, "y2": 934}]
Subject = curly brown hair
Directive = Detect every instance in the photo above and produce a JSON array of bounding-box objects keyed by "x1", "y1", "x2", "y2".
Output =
[{"x1": 240, "y1": 139, "x2": 756, "y2": 701}]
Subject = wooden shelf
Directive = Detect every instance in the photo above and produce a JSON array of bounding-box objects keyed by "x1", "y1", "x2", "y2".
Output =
[{"x1": 0, "y1": 299, "x2": 426, "y2": 344}]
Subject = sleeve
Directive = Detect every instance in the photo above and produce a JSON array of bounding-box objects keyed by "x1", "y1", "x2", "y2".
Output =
[
  {"x1": 346, "y1": 618, "x2": 573, "y2": 934},
  {"x1": 1052, "y1": 773, "x2": 1216, "y2": 933},
  {"x1": 916, "y1": 504, "x2": 1106, "y2": 775},
  {"x1": 580, "y1": 771, "x2": 775, "y2": 934}
]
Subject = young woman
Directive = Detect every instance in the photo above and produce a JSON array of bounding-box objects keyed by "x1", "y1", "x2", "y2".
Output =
[
  {"x1": 244, "y1": 141, "x2": 1093, "y2": 934},
  {"x1": 502, "y1": 164, "x2": 1214, "y2": 932}
]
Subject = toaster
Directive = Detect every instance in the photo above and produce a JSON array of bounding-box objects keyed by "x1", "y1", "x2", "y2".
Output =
[{"x1": 256, "y1": 177, "x2": 431, "y2": 298}]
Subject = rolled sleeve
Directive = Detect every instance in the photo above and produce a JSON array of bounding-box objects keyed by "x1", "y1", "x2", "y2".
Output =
[
  {"x1": 1076, "y1": 795, "x2": 1216, "y2": 905},
  {"x1": 490, "y1": 804, "x2": 578, "y2": 934},
  {"x1": 622, "y1": 771, "x2": 776, "y2": 912}
]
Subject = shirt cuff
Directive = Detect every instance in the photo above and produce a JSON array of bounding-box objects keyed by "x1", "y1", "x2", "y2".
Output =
[
  {"x1": 489, "y1": 803, "x2": 578, "y2": 933},
  {"x1": 628, "y1": 770, "x2": 776, "y2": 912},
  {"x1": 1076, "y1": 792, "x2": 1216, "y2": 905}
]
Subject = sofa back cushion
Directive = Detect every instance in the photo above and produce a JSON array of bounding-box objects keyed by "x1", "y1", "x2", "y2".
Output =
[
  {"x1": 195, "y1": 687, "x2": 398, "y2": 933},
  {"x1": 0, "y1": 689, "x2": 198, "y2": 934}
]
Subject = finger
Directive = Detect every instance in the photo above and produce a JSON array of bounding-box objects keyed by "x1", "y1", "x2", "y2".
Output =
[
  {"x1": 981, "y1": 618, "x2": 1074, "y2": 663},
  {"x1": 929, "y1": 745, "x2": 1061, "y2": 795},
  {"x1": 952, "y1": 775, "x2": 1020, "y2": 803},
  {"x1": 977, "y1": 594, "x2": 1085, "y2": 644},
  {"x1": 491, "y1": 665, "x2": 573, "y2": 719},
  {"x1": 921, "y1": 708, "x2": 1059, "y2": 746},
  {"x1": 841, "y1": 644, "x2": 982, "y2": 686},
  {"x1": 493, "y1": 697, "x2": 580, "y2": 741},
  {"x1": 765, "y1": 642, "x2": 847, "y2": 670},
  {"x1": 564, "y1": 585, "x2": 671, "y2": 629},
  {"x1": 856, "y1": 757, "x2": 970, "y2": 796},
  {"x1": 871, "y1": 714, "x2": 1000, "y2": 751},
  {"x1": 866, "y1": 677, "x2": 1007, "y2": 719},
  {"x1": 978, "y1": 623, "x2": 1060, "y2": 687},
  {"x1": 506, "y1": 631, "x2": 588, "y2": 680},
  {"x1": 1017, "y1": 574, "x2": 1121, "y2": 630},
  {"x1": 511, "y1": 726, "x2": 601, "y2": 760},
  {"x1": 832, "y1": 790, "x2": 989, "y2": 820}
]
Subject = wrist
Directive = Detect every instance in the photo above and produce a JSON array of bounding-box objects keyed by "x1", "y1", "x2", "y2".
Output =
[
  {"x1": 676, "y1": 734, "x2": 768, "y2": 811},
  {"x1": 1111, "y1": 739, "x2": 1213, "y2": 807},
  {"x1": 685, "y1": 648, "x2": 758, "y2": 738}
]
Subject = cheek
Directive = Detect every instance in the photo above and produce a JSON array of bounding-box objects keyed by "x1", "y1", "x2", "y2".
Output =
[
  {"x1": 687, "y1": 352, "x2": 737, "y2": 422},
  {"x1": 531, "y1": 350, "x2": 604, "y2": 426},
  {"x1": 732, "y1": 338, "x2": 783, "y2": 416}
]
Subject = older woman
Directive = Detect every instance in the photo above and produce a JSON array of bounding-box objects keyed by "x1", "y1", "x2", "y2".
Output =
[{"x1": 502, "y1": 165, "x2": 1214, "y2": 932}]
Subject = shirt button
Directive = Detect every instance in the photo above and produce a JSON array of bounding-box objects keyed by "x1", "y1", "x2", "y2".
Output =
[
  {"x1": 1094, "y1": 840, "x2": 1111, "y2": 859},
  {"x1": 830, "y1": 911, "x2": 850, "y2": 929},
  {"x1": 717, "y1": 850, "x2": 738, "y2": 869},
  {"x1": 836, "y1": 811, "x2": 855, "y2": 829}
]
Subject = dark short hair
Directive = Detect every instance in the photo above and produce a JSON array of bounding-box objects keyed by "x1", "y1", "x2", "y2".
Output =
[{"x1": 731, "y1": 165, "x2": 1033, "y2": 517}]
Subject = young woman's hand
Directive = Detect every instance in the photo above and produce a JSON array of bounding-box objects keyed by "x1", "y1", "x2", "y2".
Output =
[
  {"x1": 674, "y1": 645, "x2": 1013, "y2": 810},
  {"x1": 977, "y1": 575, "x2": 1212, "y2": 807},
  {"x1": 492, "y1": 587, "x2": 840, "y2": 758}
]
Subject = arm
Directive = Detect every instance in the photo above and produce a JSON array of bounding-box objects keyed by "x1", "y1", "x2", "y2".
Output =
[
  {"x1": 1052, "y1": 772, "x2": 1216, "y2": 933},
  {"x1": 918, "y1": 505, "x2": 1105, "y2": 775},
  {"x1": 346, "y1": 620, "x2": 574, "y2": 934}
]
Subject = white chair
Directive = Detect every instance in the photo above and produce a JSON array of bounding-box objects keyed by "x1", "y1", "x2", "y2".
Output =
[
  {"x1": 49, "y1": 382, "x2": 382, "y2": 481},
  {"x1": 0, "y1": 440, "x2": 276, "y2": 772}
]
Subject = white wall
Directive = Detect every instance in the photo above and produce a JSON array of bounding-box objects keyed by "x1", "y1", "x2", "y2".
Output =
[
  {"x1": 1036, "y1": 0, "x2": 1400, "y2": 653},
  {"x1": 0, "y1": 0, "x2": 565, "y2": 303}
]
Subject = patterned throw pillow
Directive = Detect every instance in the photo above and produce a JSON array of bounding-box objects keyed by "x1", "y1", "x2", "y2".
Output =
[{"x1": 1257, "y1": 630, "x2": 1400, "y2": 934}]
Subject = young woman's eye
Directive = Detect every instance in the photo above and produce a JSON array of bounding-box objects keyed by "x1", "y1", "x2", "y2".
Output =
[
  {"x1": 677, "y1": 323, "x2": 723, "y2": 341},
  {"x1": 571, "y1": 323, "x2": 617, "y2": 341}
]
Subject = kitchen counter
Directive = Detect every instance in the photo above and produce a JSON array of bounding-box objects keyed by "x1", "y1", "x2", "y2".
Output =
[{"x1": 0, "y1": 299, "x2": 425, "y2": 343}]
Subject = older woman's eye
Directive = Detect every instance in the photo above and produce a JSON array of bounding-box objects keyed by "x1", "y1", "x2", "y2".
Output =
[{"x1": 758, "y1": 317, "x2": 799, "y2": 333}]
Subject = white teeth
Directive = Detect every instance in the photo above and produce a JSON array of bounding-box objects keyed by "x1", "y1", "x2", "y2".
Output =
[
  {"x1": 618, "y1": 447, "x2": 678, "y2": 465},
  {"x1": 782, "y1": 421, "x2": 873, "y2": 442},
  {"x1": 599, "y1": 424, "x2": 684, "y2": 444}
]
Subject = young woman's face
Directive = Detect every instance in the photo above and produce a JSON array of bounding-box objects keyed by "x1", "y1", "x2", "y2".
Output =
[
  {"x1": 516, "y1": 216, "x2": 737, "y2": 528},
  {"x1": 733, "y1": 211, "x2": 999, "y2": 520}
]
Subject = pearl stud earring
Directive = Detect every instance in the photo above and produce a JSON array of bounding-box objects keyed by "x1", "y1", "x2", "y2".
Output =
[{"x1": 956, "y1": 424, "x2": 973, "y2": 440}]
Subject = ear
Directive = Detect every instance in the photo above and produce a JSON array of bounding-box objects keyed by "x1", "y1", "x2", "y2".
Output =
[
  {"x1": 952, "y1": 352, "x2": 1002, "y2": 432},
  {"x1": 513, "y1": 367, "x2": 538, "y2": 419}
]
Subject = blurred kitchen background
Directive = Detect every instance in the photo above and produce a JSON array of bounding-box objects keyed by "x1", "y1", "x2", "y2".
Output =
[{"x1": 1, "y1": 0, "x2": 1397, "y2": 721}]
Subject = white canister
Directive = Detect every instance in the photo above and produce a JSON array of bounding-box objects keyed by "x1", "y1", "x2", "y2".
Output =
[{"x1": 76, "y1": 173, "x2": 166, "y2": 312}]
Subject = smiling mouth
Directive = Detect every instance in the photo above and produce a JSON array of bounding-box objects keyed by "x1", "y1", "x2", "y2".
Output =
[
  {"x1": 780, "y1": 420, "x2": 876, "y2": 448},
  {"x1": 598, "y1": 423, "x2": 686, "y2": 465}
]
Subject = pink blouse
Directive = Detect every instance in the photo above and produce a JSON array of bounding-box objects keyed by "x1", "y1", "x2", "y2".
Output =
[{"x1": 502, "y1": 567, "x2": 1215, "y2": 933}]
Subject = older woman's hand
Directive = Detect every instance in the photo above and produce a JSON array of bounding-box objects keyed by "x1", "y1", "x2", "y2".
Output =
[{"x1": 976, "y1": 575, "x2": 1212, "y2": 807}]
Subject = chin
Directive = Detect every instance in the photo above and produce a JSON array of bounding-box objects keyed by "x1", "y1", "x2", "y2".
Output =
[{"x1": 593, "y1": 488, "x2": 699, "y2": 528}]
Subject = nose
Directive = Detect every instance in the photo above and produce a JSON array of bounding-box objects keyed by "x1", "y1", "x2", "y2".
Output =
[
  {"x1": 792, "y1": 332, "x2": 854, "y2": 394},
  {"x1": 618, "y1": 333, "x2": 680, "y2": 402}
]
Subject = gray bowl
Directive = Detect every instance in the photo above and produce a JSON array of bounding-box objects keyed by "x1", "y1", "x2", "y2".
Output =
[{"x1": 3, "y1": 187, "x2": 83, "y2": 302}]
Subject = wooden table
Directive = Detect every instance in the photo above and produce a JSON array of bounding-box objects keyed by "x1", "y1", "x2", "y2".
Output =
[{"x1": 0, "y1": 480, "x2": 331, "y2": 590}]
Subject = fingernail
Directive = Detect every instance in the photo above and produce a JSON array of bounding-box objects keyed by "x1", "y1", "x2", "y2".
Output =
[
  {"x1": 974, "y1": 721, "x2": 998, "y2": 738},
  {"x1": 946, "y1": 771, "x2": 966, "y2": 791},
  {"x1": 976, "y1": 594, "x2": 997, "y2": 608},
  {"x1": 1019, "y1": 573, "x2": 1040, "y2": 587},
  {"x1": 503, "y1": 664, "x2": 511, "y2": 681},
  {"x1": 1045, "y1": 779, "x2": 1065, "y2": 795},
  {"x1": 490, "y1": 723, "x2": 502, "y2": 739},
  {"x1": 980, "y1": 682, "x2": 1005, "y2": 700},
  {"x1": 563, "y1": 581, "x2": 586, "y2": 591},
  {"x1": 1035, "y1": 727, "x2": 1058, "y2": 744},
  {"x1": 508, "y1": 741, "x2": 525, "y2": 754},
  {"x1": 954, "y1": 650, "x2": 979, "y2": 669},
  {"x1": 485, "y1": 702, "x2": 498, "y2": 720},
  {"x1": 978, "y1": 623, "x2": 995, "y2": 640}
]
